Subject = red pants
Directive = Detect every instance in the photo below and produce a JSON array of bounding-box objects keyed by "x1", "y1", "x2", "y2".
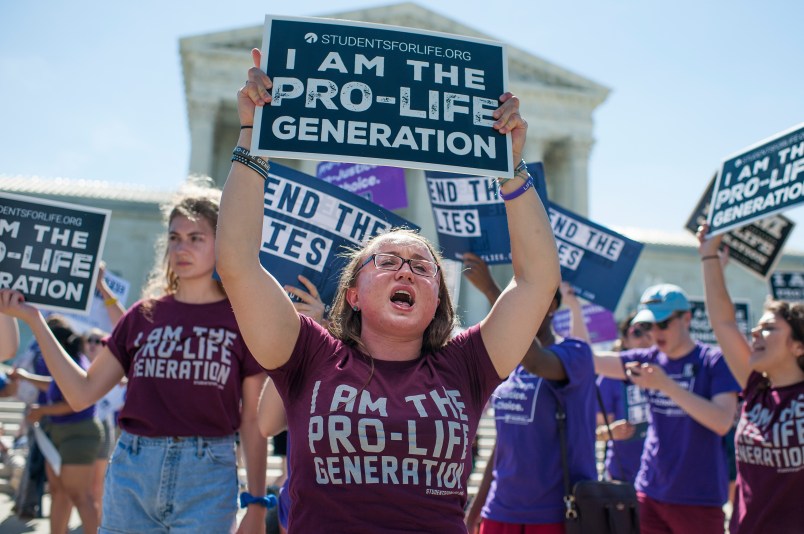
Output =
[
  {"x1": 479, "y1": 517, "x2": 565, "y2": 534},
  {"x1": 637, "y1": 492, "x2": 725, "y2": 534}
]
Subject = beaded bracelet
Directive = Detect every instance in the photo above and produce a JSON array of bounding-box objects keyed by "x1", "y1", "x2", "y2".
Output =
[
  {"x1": 500, "y1": 174, "x2": 534, "y2": 202},
  {"x1": 231, "y1": 146, "x2": 270, "y2": 180},
  {"x1": 496, "y1": 159, "x2": 529, "y2": 187},
  {"x1": 514, "y1": 158, "x2": 529, "y2": 180}
]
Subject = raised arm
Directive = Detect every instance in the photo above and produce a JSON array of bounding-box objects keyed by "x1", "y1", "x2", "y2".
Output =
[
  {"x1": 216, "y1": 48, "x2": 300, "y2": 370},
  {"x1": 697, "y1": 224, "x2": 751, "y2": 388},
  {"x1": 0, "y1": 313, "x2": 19, "y2": 361},
  {"x1": 0, "y1": 290, "x2": 125, "y2": 411},
  {"x1": 562, "y1": 282, "x2": 590, "y2": 342},
  {"x1": 477, "y1": 96, "x2": 561, "y2": 378},
  {"x1": 463, "y1": 253, "x2": 565, "y2": 380},
  {"x1": 96, "y1": 262, "x2": 126, "y2": 326}
]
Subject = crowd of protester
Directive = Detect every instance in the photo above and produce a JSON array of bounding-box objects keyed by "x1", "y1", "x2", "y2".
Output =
[{"x1": 0, "y1": 47, "x2": 801, "y2": 534}]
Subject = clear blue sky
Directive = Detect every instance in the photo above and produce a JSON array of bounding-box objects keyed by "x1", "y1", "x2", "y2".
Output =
[{"x1": 3, "y1": 1, "x2": 803, "y2": 248}]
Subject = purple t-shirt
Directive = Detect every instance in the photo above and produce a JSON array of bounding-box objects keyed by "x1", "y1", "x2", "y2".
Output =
[
  {"x1": 730, "y1": 372, "x2": 804, "y2": 534},
  {"x1": 48, "y1": 355, "x2": 95, "y2": 424},
  {"x1": 268, "y1": 316, "x2": 501, "y2": 533},
  {"x1": 107, "y1": 296, "x2": 264, "y2": 437},
  {"x1": 482, "y1": 338, "x2": 597, "y2": 524},
  {"x1": 596, "y1": 376, "x2": 648, "y2": 484},
  {"x1": 620, "y1": 342, "x2": 740, "y2": 506}
]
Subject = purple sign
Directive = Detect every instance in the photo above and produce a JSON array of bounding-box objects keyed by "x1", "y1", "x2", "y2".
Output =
[
  {"x1": 552, "y1": 304, "x2": 619, "y2": 344},
  {"x1": 317, "y1": 162, "x2": 408, "y2": 210}
]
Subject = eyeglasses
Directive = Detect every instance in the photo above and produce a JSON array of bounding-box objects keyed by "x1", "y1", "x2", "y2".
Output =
[
  {"x1": 86, "y1": 337, "x2": 102, "y2": 345},
  {"x1": 358, "y1": 253, "x2": 440, "y2": 278}
]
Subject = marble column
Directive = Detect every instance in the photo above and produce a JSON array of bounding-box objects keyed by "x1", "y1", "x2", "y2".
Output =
[
  {"x1": 565, "y1": 137, "x2": 594, "y2": 216},
  {"x1": 544, "y1": 137, "x2": 594, "y2": 216},
  {"x1": 187, "y1": 98, "x2": 221, "y2": 179}
]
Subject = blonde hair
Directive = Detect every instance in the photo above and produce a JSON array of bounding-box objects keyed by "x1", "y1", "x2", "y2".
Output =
[
  {"x1": 140, "y1": 177, "x2": 223, "y2": 318},
  {"x1": 328, "y1": 228, "x2": 456, "y2": 354}
]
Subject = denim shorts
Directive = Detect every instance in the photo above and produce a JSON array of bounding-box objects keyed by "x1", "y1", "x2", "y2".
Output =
[{"x1": 99, "y1": 430, "x2": 239, "y2": 533}]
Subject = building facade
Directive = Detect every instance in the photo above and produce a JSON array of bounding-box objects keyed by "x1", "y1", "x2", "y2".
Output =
[{"x1": 3, "y1": 2, "x2": 800, "y2": 336}]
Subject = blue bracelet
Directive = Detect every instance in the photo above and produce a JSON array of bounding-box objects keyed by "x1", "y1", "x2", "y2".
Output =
[
  {"x1": 500, "y1": 175, "x2": 534, "y2": 201},
  {"x1": 239, "y1": 491, "x2": 277, "y2": 509}
]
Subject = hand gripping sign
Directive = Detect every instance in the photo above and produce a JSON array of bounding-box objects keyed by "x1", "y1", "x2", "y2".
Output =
[
  {"x1": 686, "y1": 175, "x2": 794, "y2": 279},
  {"x1": 253, "y1": 15, "x2": 512, "y2": 178},
  {"x1": 0, "y1": 193, "x2": 110, "y2": 314},
  {"x1": 424, "y1": 162, "x2": 549, "y2": 265}
]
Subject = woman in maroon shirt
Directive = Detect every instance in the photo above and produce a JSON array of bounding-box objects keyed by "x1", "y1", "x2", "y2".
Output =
[{"x1": 698, "y1": 224, "x2": 804, "y2": 534}]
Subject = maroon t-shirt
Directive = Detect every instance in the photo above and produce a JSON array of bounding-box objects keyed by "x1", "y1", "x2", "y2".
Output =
[
  {"x1": 731, "y1": 371, "x2": 804, "y2": 533},
  {"x1": 107, "y1": 296, "x2": 264, "y2": 437},
  {"x1": 269, "y1": 316, "x2": 501, "y2": 533}
]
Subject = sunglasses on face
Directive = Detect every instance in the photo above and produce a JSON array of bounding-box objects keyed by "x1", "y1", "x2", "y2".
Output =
[
  {"x1": 638, "y1": 312, "x2": 684, "y2": 332},
  {"x1": 86, "y1": 337, "x2": 102, "y2": 345},
  {"x1": 629, "y1": 326, "x2": 648, "y2": 338}
]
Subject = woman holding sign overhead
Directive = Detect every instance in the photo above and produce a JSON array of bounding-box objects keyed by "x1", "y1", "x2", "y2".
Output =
[
  {"x1": 0, "y1": 182, "x2": 269, "y2": 534},
  {"x1": 216, "y1": 48, "x2": 559, "y2": 532},
  {"x1": 697, "y1": 223, "x2": 804, "y2": 534}
]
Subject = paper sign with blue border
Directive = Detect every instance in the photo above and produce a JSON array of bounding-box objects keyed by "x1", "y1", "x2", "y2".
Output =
[
  {"x1": 688, "y1": 297, "x2": 751, "y2": 345},
  {"x1": 0, "y1": 192, "x2": 110, "y2": 314},
  {"x1": 425, "y1": 162, "x2": 548, "y2": 264},
  {"x1": 549, "y1": 203, "x2": 643, "y2": 311},
  {"x1": 708, "y1": 122, "x2": 804, "y2": 236},
  {"x1": 770, "y1": 271, "x2": 804, "y2": 302},
  {"x1": 253, "y1": 15, "x2": 512, "y2": 177},
  {"x1": 255, "y1": 162, "x2": 417, "y2": 310}
]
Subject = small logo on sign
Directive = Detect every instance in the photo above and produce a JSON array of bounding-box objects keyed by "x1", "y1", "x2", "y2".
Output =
[{"x1": 304, "y1": 33, "x2": 318, "y2": 43}]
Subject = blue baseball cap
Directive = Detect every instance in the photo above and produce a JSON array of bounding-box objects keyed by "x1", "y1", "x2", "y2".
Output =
[{"x1": 631, "y1": 284, "x2": 690, "y2": 324}]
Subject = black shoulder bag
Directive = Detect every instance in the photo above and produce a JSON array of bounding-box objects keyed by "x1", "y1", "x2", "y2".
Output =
[{"x1": 553, "y1": 384, "x2": 640, "y2": 534}]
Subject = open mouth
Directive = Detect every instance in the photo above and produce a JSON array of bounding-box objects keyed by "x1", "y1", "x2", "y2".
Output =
[{"x1": 390, "y1": 290, "x2": 414, "y2": 308}]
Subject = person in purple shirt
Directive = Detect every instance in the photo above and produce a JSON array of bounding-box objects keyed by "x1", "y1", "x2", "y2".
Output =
[
  {"x1": 217, "y1": 48, "x2": 560, "y2": 534},
  {"x1": 595, "y1": 283, "x2": 740, "y2": 534},
  {"x1": 698, "y1": 224, "x2": 804, "y2": 534},
  {"x1": 596, "y1": 313, "x2": 653, "y2": 484},
  {"x1": 462, "y1": 256, "x2": 596, "y2": 534},
  {"x1": 10, "y1": 316, "x2": 102, "y2": 534}
]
